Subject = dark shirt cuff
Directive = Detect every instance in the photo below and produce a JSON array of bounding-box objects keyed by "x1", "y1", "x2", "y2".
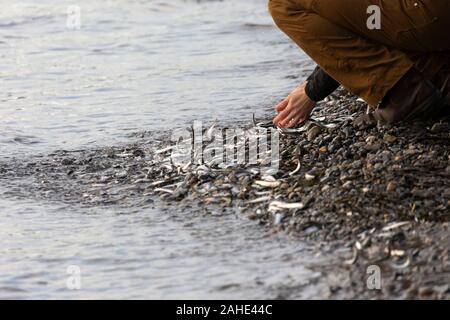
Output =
[{"x1": 305, "y1": 66, "x2": 340, "y2": 102}]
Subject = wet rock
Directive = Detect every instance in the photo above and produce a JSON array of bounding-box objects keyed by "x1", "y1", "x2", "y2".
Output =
[
  {"x1": 133, "y1": 149, "x2": 145, "y2": 157},
  {"x1": 365, "y1": 143, "x2": 381, "y2": 152},
  {"x1": 307, "y1": 126, "x2": 322, "y2": 141},
  {"x1": 319, "y1": 146, "x2": 328, "y2": 153},
  {"x1": 365, "y1": 135, "x2": 377, "y2": 144},
  {"x1": 383, "y1": 134, "x2": 397, "y2": 143},
  {"x1": 61, "y1": 158, "x2": 74, "y2": 166},
  {"x1": 328, "y1": 144, "x2": 338, "y2": 153},
  {"x1": 386, "y1": 181, "x2": 397, "y2": 192}
]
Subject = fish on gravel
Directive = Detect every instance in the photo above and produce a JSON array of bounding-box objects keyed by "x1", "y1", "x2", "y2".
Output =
[
  {"x1": 253, "y1": 180, "x2": 281, "y2": 188},
  {"x1": 246, "y1": 196, "x2": 272, "y2": 204},
  {"x1": 289, "y1": 160, "x2": 301, "y2": 176},
  {"x1": 268, "y1": 201, "x2": 304, "y2": 212}
]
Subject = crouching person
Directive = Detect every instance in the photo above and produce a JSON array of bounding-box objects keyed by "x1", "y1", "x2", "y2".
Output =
[{"x1": 269, "y1": 0, "x2": 450, "y2": 127}]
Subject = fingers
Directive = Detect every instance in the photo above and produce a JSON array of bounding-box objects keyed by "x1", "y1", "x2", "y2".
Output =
[
  {"x1": 285, "y1": 114, "x2": 308, "y2": 128},
  {"x1": 277, "y1": 99, "x2": 300, "y2": 127},
  {"x1": 275, "y1": 97, "x2": 289, "y2": 113},
  {"x1": 273, "y1": 106, "x2": 291, "y2": 126},
  {"x1": 279, "y1": 108, "x2": 301, "y2": 128},
  {"x1": 277, "y1": 103, "x2": 311, "y2": 128},
  {"x1": 273, "y1": 84, "x2": 315, "y2": 128}
]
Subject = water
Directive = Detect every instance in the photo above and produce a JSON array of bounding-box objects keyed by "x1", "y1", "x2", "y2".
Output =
[
  {"x1": 0, "y1": 0, "x2": 321, "y2": 299},
  {"x1": 0, "y1": 194, "x2": 327, "y2": 299}
]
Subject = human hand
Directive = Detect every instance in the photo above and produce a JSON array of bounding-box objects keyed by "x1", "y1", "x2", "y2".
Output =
[{"x1": 273, "y1": 83, "x2": 316, "y2": 128}]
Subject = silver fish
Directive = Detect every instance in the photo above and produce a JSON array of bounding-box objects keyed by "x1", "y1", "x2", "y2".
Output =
[
  {"x1": 268, "y1": 201, "x2": 304, "y2": 211},
  {"x1": 289, "y1": 160, "x2": 301, "y2": 176}
]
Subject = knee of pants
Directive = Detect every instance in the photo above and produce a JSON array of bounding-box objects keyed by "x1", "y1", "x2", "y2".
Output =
[
  {"x1": 268, "y1": 0, "x2": 303, "y2": 29},
  {"x1": 268, "y1": 0, "x2": 324, "y2": 55}
]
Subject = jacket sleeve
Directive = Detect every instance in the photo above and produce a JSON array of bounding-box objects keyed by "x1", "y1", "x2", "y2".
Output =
[{"x1": 304, "y1": 66, "x2": 340, "y2": 102}]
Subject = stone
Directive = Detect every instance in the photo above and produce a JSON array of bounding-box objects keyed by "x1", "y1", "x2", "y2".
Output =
[
  {"x1": 386, "y1": 181, "x2": 397, "y2": 192},
  {"x1": 319, "y1": 146, "x2": 328, "y2": 153},
  {"x1": 307, "y1": 126, "x2": 322, "y2": 141},
  {"x1": 365, "y1": 135, "x2": 377, "y2": 144},
  {"x1": 383, "y1": 134, "x2": 397, "y2": 143}
]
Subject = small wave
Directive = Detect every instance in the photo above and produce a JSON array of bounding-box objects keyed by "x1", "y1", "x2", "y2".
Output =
[
  {"x1": 0, "y1": 135, "x2": 42, "y2": 145},
  {"x1": 0, "y1": 14, "x2": 53, "y2": 29},
  {"x1": 241, "y1": 22, "x2": 274, "y2": 29}
]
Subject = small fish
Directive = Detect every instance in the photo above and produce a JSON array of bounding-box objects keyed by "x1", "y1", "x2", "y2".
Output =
[
  {"x1": 310, "y1": 116, "x2": 326, "y2": 122},
  {"x1": 355, "y1": 241, "x2": 363, "y2": 250},
  {"x1": 252, "y1": 113, "x2": 273, "y2": 128},
  {"x1": 116, "y1": 153, "x2": 133, "y2": 158},
  {"x1": 260, "y1": 175, "x2": 277, "y2": 182},
  {"x1": 161, "y1": 163, "x2": 173, "y2": 170},
  {"x1": 321, "y1": 123, "x2": 339, "y2": 129},
  {"x1": 268, "y1": 201, "x2": 304, "y2": 211},
  {"x1": 382, "y1": 221, "x2": 410, "y2": 232},
  {"x1": 133, "y1": 178, "x2": 149, "y2": 184},
  {"x1": 247, "y1": 168, "x2": 260, "y2": 175},
  {"x1": 344, "y1": 247, "x2": 358, "y2": 265},
  {"x1": 164, "y1": 182, "x2": 184, "y2": 190},
  {"x1": 182, "y1": 162, "x2": 192, "y2": 171},
  {"x1": 154, "y1": 188, "x2": 174, "y2": 194},
  {"x1": 205, "y1": 155, "x2": 224, "y2": 167},
  {"x1": 247, "y1": 196, "x2": 272, "y2": 204},
  {"x1": 154, "y1": 146, "x2": 175, "y2": 154},
  {"x1": 253, "y1": 191, "x2": 271, "y2": 196},
  {"x1": 390, "y1": 249, "x2": 406, "y2": 257},
  {"x1": 277, "y1": 127, "x2": 308, "y2": 134},
  {"x1": 253, "y1": 180, "x2": 281, "y2": 188},
  {"x1": 260, "y1": 168, "x2": 279, "y2": 176},
  {"x1": 309, "y1": 119, "x2": 338, "y2": 129},
  {"x1": 289, "y1": 160, "x2": 301, "y2": 176},
  {"x1": 205, "y1": 120, "x2": 218, "y2": 141}
]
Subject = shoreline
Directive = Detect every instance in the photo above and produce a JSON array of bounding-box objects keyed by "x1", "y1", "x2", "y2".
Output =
[{"x1": 1, "y1": 89, "x2": 448, "y2": 299}]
